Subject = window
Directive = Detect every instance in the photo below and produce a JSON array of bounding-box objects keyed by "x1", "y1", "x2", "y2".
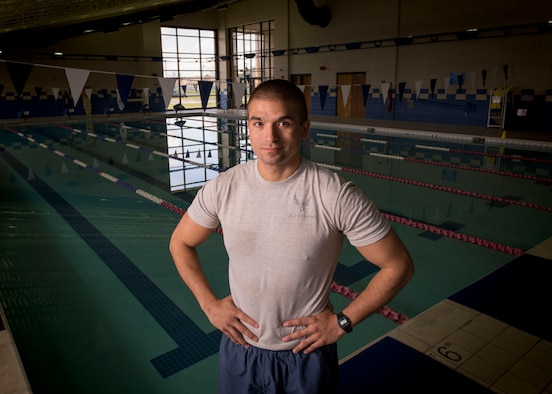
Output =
[
  {"x1": 228, "y1": 20, "x2": 274, "y2": 107},
  {"x1": 161, "y1": 27, "x2": 218, "y2": 110}
]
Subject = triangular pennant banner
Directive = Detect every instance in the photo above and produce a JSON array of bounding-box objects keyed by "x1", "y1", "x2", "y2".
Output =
[
  {"x1": 430, "y1": 79, "x2": 437, "y2": 98},
  {"x1": 7, "y1": 61, "x2": 34, "y2": 97},
  {"x1": 319, "y1": 85, "x2": 329, "y2": 110},
  {"x1": 116, "y1": 74, "x2": 134, "y2": 111},
  {"x1": 34, "y1": 86, "x2": 43, "y2": 97},
  {"x1": 340, "y1": 85, "x2": 351, "y2": 108},
  {"x1": 65, "y1": 67, "x2": 90, "y2": 105},
  {"x1": 380, "y1": 83, "x2": 390, "y2": 105},
  {"x1": 51, "y1": 87, "x2": 60, "y2": 100},
  {"x1": 398, "y1": 82, "x2": 406, "y2": 102},
  {"x1": 158, "y1": 77, "x2": 177, "y2": 109},
  {"x1": 415, "y1": 80, "x2": 422, "y2": 100},
  {"x1": 297, "y1": 85, "x2": 305, "y2": 93},
  {"x1": 232, "y1": 82, "x2": 246, "y2": 109},
  {"x1": 198, "y1": 80, "x2": 214, "y2": 111},
  {"x1": 457, "y1": 74, "x2": 463, "y2": 91},
  {"x1": 116, "y1": 89, "x2": 124, "y2": 111},
  {"x1": 142, "y1": 87, "x2": 150, "y2": 103},
  {"x1": 481, "y1": 69, "x2": 487, "y2": 87},
  {"x1": 362, "y1": 84, "x2": 370, "y2": 106}
]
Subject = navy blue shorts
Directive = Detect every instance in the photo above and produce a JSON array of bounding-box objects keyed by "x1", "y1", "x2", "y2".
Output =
[{"x1": 218, "y1": 335, "x2": 339, "y2": 394}]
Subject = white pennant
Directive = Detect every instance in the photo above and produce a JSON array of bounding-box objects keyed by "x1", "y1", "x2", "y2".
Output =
[{"x1": 340, "y1": 85, "x2": 351, "y2": 107}]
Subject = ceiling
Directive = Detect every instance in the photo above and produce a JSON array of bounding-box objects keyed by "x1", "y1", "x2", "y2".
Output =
[{"x1": 0, "y1": 0, "x2": 228, "y2": 52}]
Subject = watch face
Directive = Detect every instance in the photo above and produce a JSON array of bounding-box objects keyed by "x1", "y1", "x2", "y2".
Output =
[{"x1": 338, "y1": 313, "x2": 352, "y2": 332}]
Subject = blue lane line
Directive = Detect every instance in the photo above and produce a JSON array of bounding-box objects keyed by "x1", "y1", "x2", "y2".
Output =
[
  {"x1": 1, "y1": 147, "x2": 219, "y2": 378},
  {"x1": 2, "y1": 136, "x2": 387, "y2": 378}
]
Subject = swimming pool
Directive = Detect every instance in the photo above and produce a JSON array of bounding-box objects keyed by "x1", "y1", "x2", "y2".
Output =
[{"x1": 1, "y1": 113, "x2": 551, "y2": 393}]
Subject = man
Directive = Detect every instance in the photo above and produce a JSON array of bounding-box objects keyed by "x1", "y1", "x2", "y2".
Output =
[{"x1": 169, "y1": 79, "x2": 414, "y2": 393}]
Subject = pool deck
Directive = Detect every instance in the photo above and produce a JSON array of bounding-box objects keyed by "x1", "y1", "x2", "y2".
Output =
[{"x1": 1, "y1": 112, "x2": 551, "y2": 393}]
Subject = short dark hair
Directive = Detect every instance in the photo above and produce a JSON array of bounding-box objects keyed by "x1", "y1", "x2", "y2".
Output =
[{"x1": 248, "y1": 79, "x2": 308, "y2": 123}]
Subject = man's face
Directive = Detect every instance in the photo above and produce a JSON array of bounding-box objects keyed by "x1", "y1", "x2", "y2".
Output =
[{"x1": 247, "y1": 97, "x2": 309, "y2": 174}]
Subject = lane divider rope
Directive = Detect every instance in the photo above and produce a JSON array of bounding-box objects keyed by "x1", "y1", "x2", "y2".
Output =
[{"x1": 4, "y1": 125, "x2": 406, "y2": 323}]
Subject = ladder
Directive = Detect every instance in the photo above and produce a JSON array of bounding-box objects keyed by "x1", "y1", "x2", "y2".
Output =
[{"x1": 487, "y1": 84, "x2": 514, "y2": 129}]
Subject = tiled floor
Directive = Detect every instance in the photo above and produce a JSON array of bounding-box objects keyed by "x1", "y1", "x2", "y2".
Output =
[
  {"x1": 0, "y1": 307, "x2": 32, "y2": 393},
  {"x1": 339, "y1": 237, "x2": 552, "y2": 393}
]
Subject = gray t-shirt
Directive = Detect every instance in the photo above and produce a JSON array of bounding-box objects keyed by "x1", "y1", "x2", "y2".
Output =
[{"x1": 187, "y1": 159, "x2": 390, "y2": 350}]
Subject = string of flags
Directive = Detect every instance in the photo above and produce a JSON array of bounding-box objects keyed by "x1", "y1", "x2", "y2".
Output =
[{"x1": 1, "y1": 58, "x2": 510, "y2": 113}]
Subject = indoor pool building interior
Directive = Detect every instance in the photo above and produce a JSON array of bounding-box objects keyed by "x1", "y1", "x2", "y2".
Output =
[{"x1": 1, "y1": 1, "x2": 552, "y2": 393}]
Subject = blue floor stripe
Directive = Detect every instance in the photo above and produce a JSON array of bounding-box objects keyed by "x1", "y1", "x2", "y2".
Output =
[
  {"x1": 449, "y1": 253, "x2": 552, "y2": 342},
  {"x1": 339, "y1": 336, "x2": 492, "y2": 393}
]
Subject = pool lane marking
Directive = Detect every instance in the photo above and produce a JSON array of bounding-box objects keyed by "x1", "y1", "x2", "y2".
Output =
[
  {"x1": 53, "y1": 123, "x2": 552, "y2": 213},
  {"x1": 314, "y1": 160, "x2": 552, "y2": 213},
  {"x1": 101, "y1": 123, "x2": 250, "y2": 152},
  {"x1": 306, "y1": 140, "x2": 552, "y2": 183},
  {"x1": 51, "y1": 123, "x2": 227, "y2": 173},
  {"x1": 3, "y1": 126, "x2": 222, "y2": 378},
  {"x1": 3, "y1": 126, "x2": 408, "y2": 377},
  {"x1": 317, "y1": 162, "x2": 525, "y2": 256},
  {"x1": 315, "y1": 132, "x2": 552, "y2": 166}
]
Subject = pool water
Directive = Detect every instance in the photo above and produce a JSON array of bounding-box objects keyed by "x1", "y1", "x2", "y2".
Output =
[{"x1": 1, "y1": 115, "x2": 551, "y2": 393}]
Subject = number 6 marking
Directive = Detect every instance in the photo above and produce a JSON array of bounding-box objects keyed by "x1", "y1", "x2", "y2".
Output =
[{"x1": 437, "y1": 346, "x2": 462, "y2": 362}]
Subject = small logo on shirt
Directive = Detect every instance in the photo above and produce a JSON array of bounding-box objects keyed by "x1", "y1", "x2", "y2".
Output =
[{"x1": 289, "y1": 195, "x2": 314, "y2": 218}]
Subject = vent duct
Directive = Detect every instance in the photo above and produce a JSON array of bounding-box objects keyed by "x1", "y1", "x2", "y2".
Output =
[{"x1": 295, "y1": 0, "x2": 331, "y2": 28}]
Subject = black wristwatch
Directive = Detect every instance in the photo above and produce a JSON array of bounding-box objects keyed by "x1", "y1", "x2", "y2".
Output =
[{"x1": 337, "y1": 312, "x2": 353, "y2": 333}]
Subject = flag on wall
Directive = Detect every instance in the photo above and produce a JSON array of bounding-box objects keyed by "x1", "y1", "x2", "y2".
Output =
[
  {"x1": 415, "y1": 80, "x2": 422, "y2": 100},
  {"x1": 340, "y1": 85, "x2": 351, "y2": 108},
  {"x1": 198, "y1": 80, "x2": 214, "y2": 111},
  {"x1": 7, "y1": 61, "x2": 33, "y2": 98},
  {"x1": 362, "y1": 84, "x2": 371, "y2": 106},
  {"x1": 116, "y1": 74, "x2": 135, "y2": 110},
  {"x1": 430, "y1": 79, "x2": 437, "y2": 98},
  {"x1": 380, "y1": 82, "x2": 390, "y2": 105},
  {"x1": 65, "y1": 67, "x2": 90, "y2": 105},
  {"x1": 158, "y1": 77, "x2": 177, "y2": 109},
  {"x1": 398, "y1": 82, "x2": 406, "y2": 102},
  {"x1": 319, "y1": 85, "x2": 329, "y2": 110},
  {"x1": 232, "y1": 82, "x2": 246, "y2": 109}
]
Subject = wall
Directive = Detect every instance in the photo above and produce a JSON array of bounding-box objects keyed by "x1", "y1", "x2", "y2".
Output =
[{"x1": 0, "y1": 0, "x2": 551, "y2": 131}]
